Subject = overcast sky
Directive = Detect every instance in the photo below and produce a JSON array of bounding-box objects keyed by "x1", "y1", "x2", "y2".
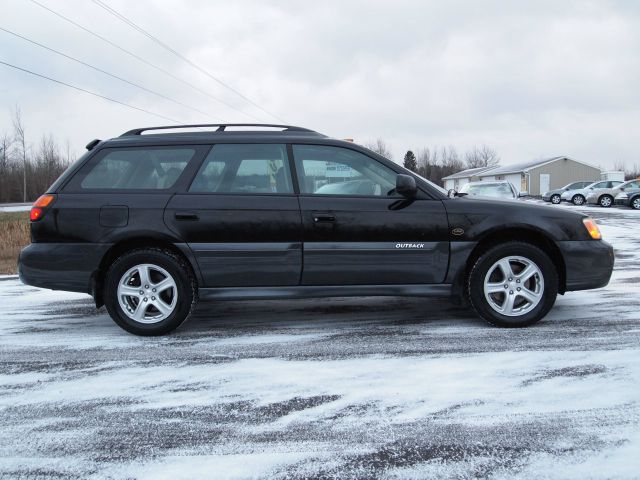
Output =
[{"x1": 1, "y1": 0, "x2": 639, "y2": 170}]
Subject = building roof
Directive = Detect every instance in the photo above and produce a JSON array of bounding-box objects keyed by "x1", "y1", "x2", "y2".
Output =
[{"x1": 441, "y1": 166, "x2": 497, "y2": 181}]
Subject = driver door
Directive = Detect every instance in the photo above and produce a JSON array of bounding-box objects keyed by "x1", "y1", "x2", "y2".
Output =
[{"x1": 292, "y1": 144, "x2": 449, "y2": 286}]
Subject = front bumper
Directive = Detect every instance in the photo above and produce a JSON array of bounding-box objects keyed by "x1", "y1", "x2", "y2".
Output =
[
  {"x1": 19, "y1": 243, "x2": 111, "y2": 294},
  {"x1": 614, "y1": 198, "x2": 629, "y2": 207},
  {"x1": 557, "y1": 240, "x2": 614, "y2": 291}
]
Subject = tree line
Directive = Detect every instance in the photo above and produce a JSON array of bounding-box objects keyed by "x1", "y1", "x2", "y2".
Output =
[
  {"x1": 0, "y1": 109, "x2": 74, "y2": 203},
  {"x1": 366, "y1": 138, "x2": 499, "y2": 186}
]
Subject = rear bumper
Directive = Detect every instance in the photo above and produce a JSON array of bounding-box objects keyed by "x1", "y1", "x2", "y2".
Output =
[
  {"x1": 557, "y1": 240, "x2": 614, "y2": 291},
  {"x1": 18, "y1": 243, "x2": 111, "y2": 294}
]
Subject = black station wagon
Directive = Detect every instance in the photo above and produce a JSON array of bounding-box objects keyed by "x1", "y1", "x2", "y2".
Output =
[{"x1": 19, "y1": 124, "x2": 614, "y2": 335}]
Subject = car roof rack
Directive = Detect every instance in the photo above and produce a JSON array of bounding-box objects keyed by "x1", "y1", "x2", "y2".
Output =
[{"x1": 120, "y1": 124, "x2": 317, "y2": 137}]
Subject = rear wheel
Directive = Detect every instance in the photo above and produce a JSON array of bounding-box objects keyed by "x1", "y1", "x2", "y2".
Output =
[
  {"x1": 550, "y1": 194, "x2": 561, "y2": 204},
  {"x1": 104, "y1": 248, "x2": 197, "y2": 335},
  {"x1": 572, "y1": 194, "x2": 585, "y2": 206},
  {"x1": 467, "y1": 242, "x2": 558, "y2": 327},
  {"x1": 632, "y1": 196, "x2": 640, "y2": 210},
  {"x1": 599, "y1": 195, "x2": 613, "y2": 208}
]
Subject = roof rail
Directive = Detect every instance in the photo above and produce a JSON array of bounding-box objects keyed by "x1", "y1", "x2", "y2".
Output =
[{"x1": 120, "y1": 124, "x2": 317, "y2": 137}]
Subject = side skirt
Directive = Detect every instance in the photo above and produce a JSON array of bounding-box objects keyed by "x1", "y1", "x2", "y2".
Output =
[{"x1": 199, "y1": 284, "x2": 452, "y2": 301}]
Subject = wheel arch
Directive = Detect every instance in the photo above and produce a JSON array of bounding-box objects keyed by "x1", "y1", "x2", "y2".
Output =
[
  {"x1": 91, "y1": 236, "x2": 201, "y2": 308},
  {"x1": 460, "y1": 227, "x2": 566, "y2": 296}
]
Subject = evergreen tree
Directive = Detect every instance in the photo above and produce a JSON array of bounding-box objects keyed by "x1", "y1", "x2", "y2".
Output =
[{"x1": 403, "y1": 150, "x2": 417, "y2": 172}]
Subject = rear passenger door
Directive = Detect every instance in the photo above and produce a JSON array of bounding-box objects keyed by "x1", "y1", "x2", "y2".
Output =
[
  {"x1": 164, "y1": 144, "x2": 303, "y2": 287},
  {"x1": 292, "y1": 144, "x2": 449, "y2": 286}
]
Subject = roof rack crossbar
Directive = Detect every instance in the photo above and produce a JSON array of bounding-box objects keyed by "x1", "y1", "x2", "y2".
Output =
[{"x1": 120, "y1": 124, "x2": 316, "y2": 136}]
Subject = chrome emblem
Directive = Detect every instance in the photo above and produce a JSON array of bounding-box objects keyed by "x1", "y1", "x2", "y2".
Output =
[{"x1": 451, "y1": 227, "x2": 465, "y2": 236}]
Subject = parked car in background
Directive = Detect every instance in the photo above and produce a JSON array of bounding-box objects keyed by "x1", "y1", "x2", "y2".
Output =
[
  {"x1": 615, "y1": 187, "x2": 640, "y2": 210},
  {"x1": 587, "y1": 179, "x2": 640, "y2": 207},
  {"x1": 458, "y1": 181, "x2": 519, "y2": 199},
  {"x1": 543, "y1": 181, "x2": 594, "y2": 205},
  {"x1": 561, "y1": 180, "x2": 624, "y2": 205}
]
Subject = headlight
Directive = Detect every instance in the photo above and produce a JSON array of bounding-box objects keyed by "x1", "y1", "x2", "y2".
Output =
[
  {"x1": 616, "y1": 192, "x2": 628, "y2": 199},
  {"x1": 583, "y1": 218, "x2": 602, "y2": 240}
]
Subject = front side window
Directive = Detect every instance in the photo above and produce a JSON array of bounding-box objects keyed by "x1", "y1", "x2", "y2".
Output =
[
  {"x1": 293, "y1": 145, "x2": 397, "y2": 197},
  {"x1": 81, "y1": 148, "x2": 195, "y2": 189},
  {"x1": 189, "y1": 144, "x2": 292, "y2": 194},
  {"x1": 592, "y1": 182, "x2": 607, "y2": 188}
]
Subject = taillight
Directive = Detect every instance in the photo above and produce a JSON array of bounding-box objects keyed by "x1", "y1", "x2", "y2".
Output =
[{"x1": 30, "y1": 194, "x2": 56, "y2": 222}]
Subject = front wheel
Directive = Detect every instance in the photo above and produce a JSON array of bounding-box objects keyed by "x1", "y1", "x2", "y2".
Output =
[
  {"x1": 104, "y1": 248, "x2": 197, "y2": 335},
  {"x1": 550, "y1": 194, "x2": 561, "y2": 204},
  {"x1": 599, "y1": 195, "x2": 613, "y2": 208},
  {"x1": 632, "y1": 197, "x2": 640, "y2": 210},
  {"x1": 467, "y1": 242, "x2": 558, "y2": 327},
  {"x1": 572, "y1": 194, "x2": 585, "y2": 206}
]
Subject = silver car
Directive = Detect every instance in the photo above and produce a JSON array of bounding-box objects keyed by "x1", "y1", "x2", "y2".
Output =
[
  {"x1": 561, "y1": 180, "x2": 624, "y2": 205},
  {"x1": 542, "y1": 181, "x2": 594, "y2": 204},
  {"x1": 587, "y1": 179, "x2": 640, "y2": 207},
  {"x1": 458, "y1": 181, "x2": 519, "y2": 199}
]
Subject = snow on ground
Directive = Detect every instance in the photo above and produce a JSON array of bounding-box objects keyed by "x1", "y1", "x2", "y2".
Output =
[
  {"x1": 0, "y1": 203, "x2": 31, "y2": 212},
  {"x1": 0, "y1": 204, "x2": 639, "y2": 479}
]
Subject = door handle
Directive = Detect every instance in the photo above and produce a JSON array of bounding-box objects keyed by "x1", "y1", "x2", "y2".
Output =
[
  {"x1": 313, "y1": 213, "x2": 336, "y2": 223},
  {"x1": 175, "y1": 211, "x2": 199, "y2": 221}
]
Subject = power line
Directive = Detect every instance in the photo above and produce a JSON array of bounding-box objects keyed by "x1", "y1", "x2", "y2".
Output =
[
  {"x1": 0, "y1": 60, "x2": 183, "y2": 124},
  {"x1": 27, "y1": 0, "x2": 264, "y2": 122},
  {"x1": 0, "y1": 26, "x2": 224, "y2": 122},
  {"x1": 91, "y1": 0, "x2": 287, "y2": 123}
]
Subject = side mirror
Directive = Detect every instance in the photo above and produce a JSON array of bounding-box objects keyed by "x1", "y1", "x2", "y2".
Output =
[
  {"x1": 396, "y1": 174, "x2": 417, "y2": 198},
  {"x1": 518, "y1": 191, "x2": 528, "y2": 198},
  {"x1": 447, "y1": 188, "x2": 457, "y2": 198}
]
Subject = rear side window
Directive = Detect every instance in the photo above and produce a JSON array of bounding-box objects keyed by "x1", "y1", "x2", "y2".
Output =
[
  {"x1": 189, "y1": 144, "x2": 292, "y2": 194},
  {"x1": 80, "y1": 148, "x2": 195, "y2": 190}
]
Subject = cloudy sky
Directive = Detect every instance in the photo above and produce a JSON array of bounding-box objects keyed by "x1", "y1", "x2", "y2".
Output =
[{"x1": 1, "y1": 0, "x2": 639, "y2": 169}]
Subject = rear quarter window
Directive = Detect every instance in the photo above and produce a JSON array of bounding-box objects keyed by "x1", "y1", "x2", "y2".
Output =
[{"x1": 74, "y1": 147, "x2": 197, "y2": 190}]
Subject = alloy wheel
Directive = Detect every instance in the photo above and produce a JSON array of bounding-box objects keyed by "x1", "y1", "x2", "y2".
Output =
[
  {"x1": 117, "y1": 264, "x2": 178, "y2": 324},
  {"x1": 599, "y1": 196, "x2": 612, "y2": 207},
  {"x1": 483, "y1": 256, "x2": 544, "y2": 317}
]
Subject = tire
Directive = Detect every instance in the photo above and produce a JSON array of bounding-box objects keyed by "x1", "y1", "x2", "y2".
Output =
[
  {"x1": 572, "y1": 194, "x2": 585, "y2": 206},
  {"x1": 598, "y1": 195, "x2": 613, "y2": 208},
  {"x1": 550, "y1": 194, "x2": 561, "y2": 205},
  {"x1": 632, "y1": 196, "x2": 640, "y2": 210},
  {"x1": 467, "y1": 241, "x2": 558, "y2": 328},
  {"x1": 104, "y1": 248, "x2": 197, "y2": 335}
]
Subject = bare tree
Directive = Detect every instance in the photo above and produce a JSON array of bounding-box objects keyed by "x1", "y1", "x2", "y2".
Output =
[
  {"x1": 12, "y1": 107, "x2": 28, "y2": 203},
  {"x1": 365, "y1": 138, "x2": 393, "y2": 159},
  {"x1": 0, "y1": 133, "x2": 14, "y2": 203},
  {"x1": 465, "y1": 144, "x2": 500, "y2": 169}
]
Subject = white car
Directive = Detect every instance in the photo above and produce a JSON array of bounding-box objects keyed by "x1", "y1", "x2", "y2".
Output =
[{"x1": 561, "y1": 180, "x2": 624, "y2": 205}]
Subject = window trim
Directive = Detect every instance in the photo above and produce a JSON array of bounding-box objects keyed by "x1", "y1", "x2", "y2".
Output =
[{"x1": 63, "y1": 145, "x2": 209, "y2": 194}]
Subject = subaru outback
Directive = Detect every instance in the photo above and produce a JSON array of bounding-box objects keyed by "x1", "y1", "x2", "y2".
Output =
[{"x1": 19, "y1": 124, "x2": 614, "y2": 335}]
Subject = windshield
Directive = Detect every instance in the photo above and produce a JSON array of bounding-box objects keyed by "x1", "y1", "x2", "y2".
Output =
[{"x1": 459, "y1": 182, "x2": 515, "y2": 198}]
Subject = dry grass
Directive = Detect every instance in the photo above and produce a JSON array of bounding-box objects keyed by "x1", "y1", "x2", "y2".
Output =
[{"x1": 0, "y1": 211, "x2": 30, "y2": 275}]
